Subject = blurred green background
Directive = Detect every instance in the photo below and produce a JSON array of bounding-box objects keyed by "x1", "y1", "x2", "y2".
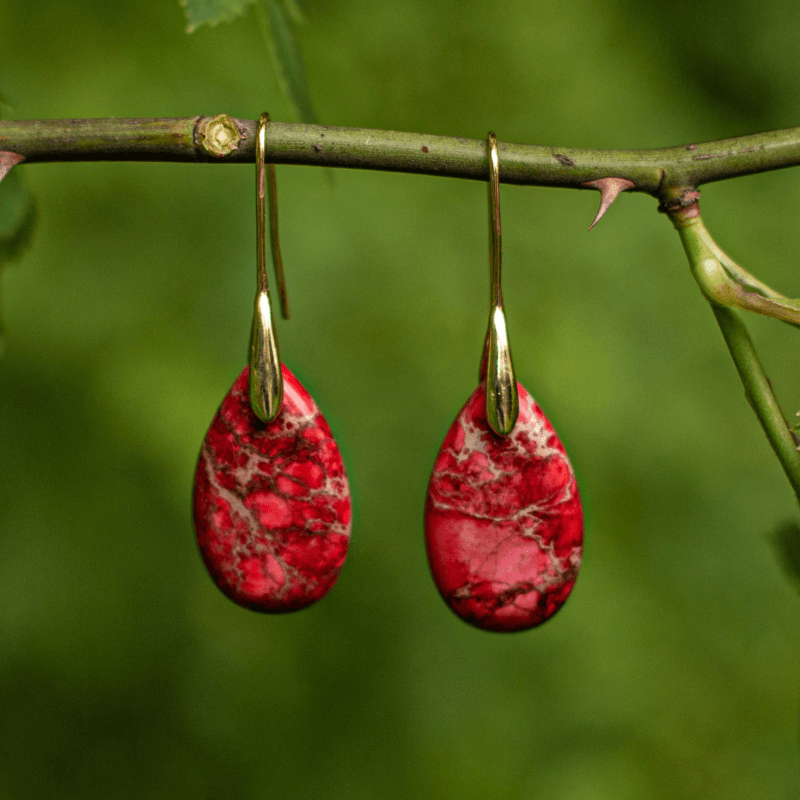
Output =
[{"x1": 2, "y1": 1, "x2": 800, "y2": 797}]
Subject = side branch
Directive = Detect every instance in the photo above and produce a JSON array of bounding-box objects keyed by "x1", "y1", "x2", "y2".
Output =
[{"x1": 2, "y1": 117, "x2": 800, "y2": 200}]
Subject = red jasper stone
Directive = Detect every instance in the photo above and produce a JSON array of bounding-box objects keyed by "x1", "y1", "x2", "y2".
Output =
[
  {"x1": 425, "y1": 383, "x2": 583, "y2": 632},
  {"x1": 193, "y1": 365, "x2": 351, "y2": 612}
]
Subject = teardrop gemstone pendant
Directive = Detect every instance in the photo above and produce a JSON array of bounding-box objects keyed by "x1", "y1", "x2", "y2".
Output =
[
  {"x1": 193, "y1": 365, "x2": 351, "y2": 612},
  {"x1": 424, "y1": 382, "x2": 583, "y2": 632}
]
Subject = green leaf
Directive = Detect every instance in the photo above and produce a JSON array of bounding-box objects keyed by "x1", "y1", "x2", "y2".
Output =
[
  {"x1": 772, "y1": 519, "x2": 800, "y2": 593},
  {"x1": 180, "y1": 0, "x2": 316, "y2": 122},
  {"x1": 0, "y1": 164, "x2": 38, "y2": 355},
  {"x1": 0, "y1": 168, "x2": 37, "y2": 261},
  {"x1": 279, "y1": 0, "x2": 306, "y2": 26},
  {"x1": 181, "y1": 0, "x2": 255, "y2": 33},
  {"x1": 255, "y1": 0, "x2": 317, "y2": 123}
]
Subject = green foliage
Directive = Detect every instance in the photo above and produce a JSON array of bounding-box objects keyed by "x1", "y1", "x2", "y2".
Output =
[
  {"x1": 254, "y1": 0, "x2": 317, "y2": 123},
  {"x1": 280, "y1": 0, "x2": 306, "y2": 26},
  {"x1": 0, "y1": 169, "x2": 37, "y2": 266},
  {"x1": 0, "y1": 95, "x2": 36, "y2": 266},
  {"x1": 182, "y1": 0, "x2": 316, "y2": 123},
  {"x1": 0, "y1": 93, "x2": 38, "y2": 354},
  {"x1": 773, "y1": 519, "x2": 800, "y2": 592},
  {"x1": 180, "y1": 0, "x2": 254, "y2": 33}
]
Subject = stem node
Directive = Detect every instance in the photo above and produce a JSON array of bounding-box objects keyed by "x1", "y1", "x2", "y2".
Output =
[{"x1": 197, "y1": 114, "x2": 244, "y2": 158}]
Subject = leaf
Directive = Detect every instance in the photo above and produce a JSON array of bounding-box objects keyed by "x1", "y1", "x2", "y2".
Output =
[
  {"x1": 279, "y1": 0, "x2": 306, "y2": 26},
  {"x1": 697, "y1": 223, "x2": 800, "y2": 330},
  {"x1": 255, "y1": 0, "x2": 317, "y2": 123},
  {"x1": 180, "y1": 0, "x2": 316, "y2": 122},
  {"x1": 181, "y1": 0, "x2": 255, "y2": 33},
  {"x1": 0, "y1": 164, "x2": 38, "y2": 355},
  {"x1": 772, "y1": 519, "x2": 800, "y2": 593},
  {"x1": 0, "y1": 167, "x2": 37, "y2": 262}
]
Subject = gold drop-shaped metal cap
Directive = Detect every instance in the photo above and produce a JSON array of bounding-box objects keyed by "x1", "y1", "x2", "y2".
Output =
[
  {"x1": 486, "y1": 305, "x2": 518, "y2": 436},
  {"x1": 249, "y1": 288, "x2": 283, "y2": 422}
]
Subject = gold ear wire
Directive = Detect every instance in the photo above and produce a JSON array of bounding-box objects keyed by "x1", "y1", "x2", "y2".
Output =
[
  {"x1": 484, "y1": 131, "x2": 519, "y2": 436},
  {"x1": 249, "y1": 112, "x2": 288, "y2": 422},
  {"x1": 263, "y1": 114, "x2": 290, "y2": 321}
]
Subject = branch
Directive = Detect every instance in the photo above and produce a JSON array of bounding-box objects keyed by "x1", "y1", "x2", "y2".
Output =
[
  {"x1": 6, "y1": 115, "x2": 800, "y2": 504},
  {"x1": 3, "y1": 117, "x2": 800, "y2": 205}
]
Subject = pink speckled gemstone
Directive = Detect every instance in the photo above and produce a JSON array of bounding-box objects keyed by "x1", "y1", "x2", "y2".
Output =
[
  {"x1": 193, "y1": 365, "x2": 351, "y2": 612},
  {"x1": 425, "y1": 383, "x2": 583, "y2": 632}
]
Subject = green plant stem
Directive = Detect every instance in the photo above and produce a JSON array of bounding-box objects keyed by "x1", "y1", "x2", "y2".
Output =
[
  {"x1": 710, "y1": 305, "x2": 800, "y2": 506},
  {"x1": 3, "y1": 117, "x2": 800, "y2": 203},
  {"x1": 672, "y1": 208, "x2": 800, "y2": 505}
]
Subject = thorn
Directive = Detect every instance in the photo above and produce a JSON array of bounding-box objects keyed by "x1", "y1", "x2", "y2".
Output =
[
  {"x1": 582, "y1": 177, "x2": 635, "y2": 230},
  {"x1": 0, "y1": 151, "x2": 25, "y2": 183}
]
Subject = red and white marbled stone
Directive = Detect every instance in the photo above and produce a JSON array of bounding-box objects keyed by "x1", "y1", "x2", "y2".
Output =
[
  {"x1": 425, "y1": 383, "x2": 583, "y2": 632},
  {"x1": 193, "y1": 365, "x2": 351, "y2": 612}
]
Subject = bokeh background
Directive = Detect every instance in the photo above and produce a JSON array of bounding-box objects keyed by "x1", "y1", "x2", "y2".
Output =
[{"x1": 2, "y1": 1, "x2": 800, "y2": 797}]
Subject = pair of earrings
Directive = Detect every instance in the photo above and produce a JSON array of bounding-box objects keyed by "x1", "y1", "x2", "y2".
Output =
[{"x1": 192, "y1": 116, "x2": 584, "y2": 632}]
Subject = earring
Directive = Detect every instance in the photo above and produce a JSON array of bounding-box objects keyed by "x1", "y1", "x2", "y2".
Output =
[
  {"x1": 424, "y1": 132, "x2": 583, "y2": 633},
  {"x1": 193, "y1": 113, "x2": 351, "y2": 612}
]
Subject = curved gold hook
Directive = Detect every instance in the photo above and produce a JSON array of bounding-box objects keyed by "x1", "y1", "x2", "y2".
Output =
[
  {"x1": 249, "y1": 112, "x2": 288, "y2": 422},
  {"x1": 484, "y1": 132, "x2": 519, "y2": 436}
]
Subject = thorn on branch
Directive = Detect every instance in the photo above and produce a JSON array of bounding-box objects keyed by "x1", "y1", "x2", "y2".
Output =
[
  {"x1": 582, "y1": 177, "x2": 635, "y2": 230},
  {"x1": 0, "y1": 151, "x2": 25, "y2": 183}
]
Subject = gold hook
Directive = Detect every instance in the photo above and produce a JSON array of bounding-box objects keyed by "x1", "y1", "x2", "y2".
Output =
[
  {"x1": 484, "y1": 131, "x2": 519, "y2": 436},
  {"x1": 249, "y1": 112, "x2": 288, "y2": 422}
]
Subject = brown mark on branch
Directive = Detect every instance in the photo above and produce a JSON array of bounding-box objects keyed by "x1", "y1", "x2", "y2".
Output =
[
  {"x1": 694, "y1": 150, "x2": 735, "y2": 161},
  {"x1": 553, "y1": 153, "x2": 576, "y2": 167},
  {"x1": 658, "y1": 189, "x2": 701, "y2": 215}
]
